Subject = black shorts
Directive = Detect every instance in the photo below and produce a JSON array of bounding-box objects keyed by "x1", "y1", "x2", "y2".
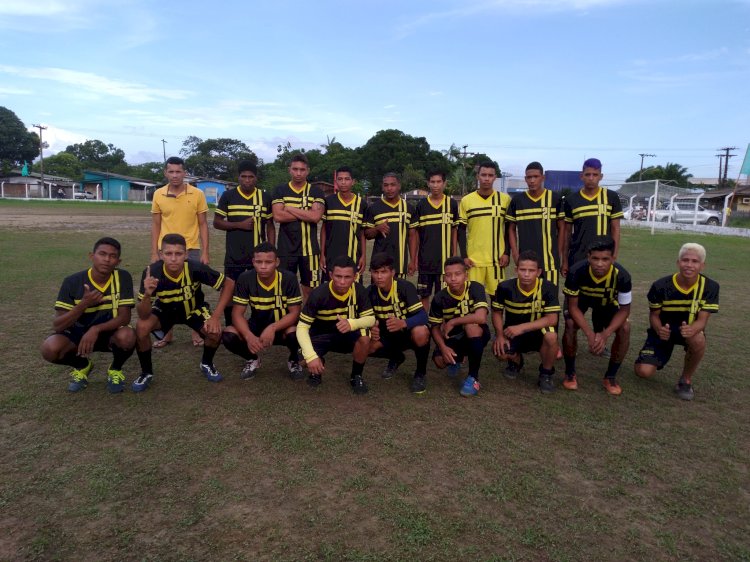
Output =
[
  {"x1": 635, "y1": 328, "x2": 688, "y2": 370},
  {"x1": 567, "y1": 301, "x2": 618, "y2": 333},
  {"x1": 247, "y1": 319, "x2": 289, "y2": 347},
  {"x1": 60, "y1": 327, "x2": 119, "y2": 351},
  {"x1": 310, "y1": 331, "x2": 365, "y2": 358},
  {"x1": 372, "y1": 326, "x2": 416, "y2": 358},
  {"x1": 280, "y1": 255, "x2": 321, "y2": 288},
  {"x1": 225, "y1": 263, "x2": 253, "y2": 282},
  {"x1": 152, "y1": 304, "x2": 212, "y2": 338},
  {"x1": 416, "y1": 273, "x2": 442, "y2": 299},
  {"x1": 504, "y1": 330, "x2": 545, "y2": 355},
  {"x1": 433, "y1": 324, "x2": 491, "y2": 362}
]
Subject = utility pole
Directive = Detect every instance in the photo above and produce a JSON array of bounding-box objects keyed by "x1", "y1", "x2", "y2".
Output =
[
  {"x1": 638, "y1": 153, "x2": 656, "y2": 181},
  {"x1": 161, "y1": 139, "x2": 168, "y2": 164},
  {"x1": 718, "y1": 147, "x2": 736, "y2": 189},
  {"x1": 32, "y1": 124, "x2": 47, "y2": 195},
  {"x1": 716, "y1": 154, "x2": 724, "y2": 188}
]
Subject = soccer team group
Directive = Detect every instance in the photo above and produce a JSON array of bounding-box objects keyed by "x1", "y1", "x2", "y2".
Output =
[{"x1": 41, "y1": 154, "x2": 719, "y2": 400}]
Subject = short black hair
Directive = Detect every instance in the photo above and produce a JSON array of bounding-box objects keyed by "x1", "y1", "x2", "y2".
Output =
[
  {"x1": 93, "y1": 237, "x2": 121, "y2": 256},
  {"x1": 443, "y1": 256, "x2": 466, "y2": 270},
  {"x1": 369, "y1": 252, "x2": 395, "y2": 271},
  {"x1": 165, "y1": 156, "x2": 185, "y2": 168},
  {"x1": 336, "y1": 165, "x2": 354, "y2": 178},
  {"x1": 253, "y1": 241, "x2": 277, "y2": 256},
  {"x1": 238, "y1": 160, "x2": 257, "y2": 175},
  {"x1": 290, "y1": 153, "x2": 309, "y2": 166},
  {"x1": 525, "y1": 161, "x2": 544, "y2": 174},
  {"x1": 587, "y1": 236, "x2": 615, "y2": 255},
  {"x1": 161, "y1": 233, "x2": 187, "y2": 249},
  {"x1": 329, "y1": 255, "x2": 356, "y2": 272},
  {"x1": 383, "y1": 172, "x2": 400, "y2": 183},
  {"x1": 427, "y1": 170, "x2": 446, "y2": 181},
  {"x1": 517, "y1": 250, "x2": 541, "y2": 268},
  {"x1": 478, "y1": 161, "x2": 498, "y2": 174}
]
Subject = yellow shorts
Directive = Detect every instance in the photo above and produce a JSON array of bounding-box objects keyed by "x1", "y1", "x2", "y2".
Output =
[{"x1": 468, "y1": 264, "x2": 504, "y2": 295}]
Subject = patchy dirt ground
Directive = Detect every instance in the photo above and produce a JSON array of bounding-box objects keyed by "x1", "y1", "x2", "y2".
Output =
[{"x1": 0, "y1": 204, "x2": 152, "y2": 231}]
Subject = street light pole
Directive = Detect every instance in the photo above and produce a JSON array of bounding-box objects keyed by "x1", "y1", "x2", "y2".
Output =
[
  {"x1": 638, "y1": 153, "x2": 656, "y2": 181},
  {"x1": 161, "y1": 139, "x2": 168, "y2": 164},
  {"x1": 32, "y1": 123, "x2": 47, "y2": 195}
]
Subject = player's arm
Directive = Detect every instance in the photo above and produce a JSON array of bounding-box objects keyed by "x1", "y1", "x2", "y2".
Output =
[
  {"x1": 357, "y1": 229, "x2": 367, "y2": 273},
  {"x1": 556, "y1": 218, "x2": 565, "y2": 267},
  {"x1": 600, "y1": 304, "x2": 630, "y2": 341},
  {"x1": 150, "y1": 213, "x2": 162, "y2": 263},
  {"x1": 491, "y1": 308, "x2": 509, "y2": 356},
  {"x1": 206, "y1": 277, "x2": 235, "y2": 329},
  {"x1": 561, "y1": 222, "x2": 572, "y2": 275},
  {"x1": 273, "y1": 304, "x2": 301, "y2": 333},
  {"x1": 319, "y1": 222, "x2": 328, "y2": 271},
  {"x1": 408, "y1": 229, "x2": 419, "y2": 275},
  {"x1": 505, "y1": 311, "x2": 558, "y2": 339},
  {"x1": 508, "y1": 222, "x2": 519, "y2": 265},
  {"x1": 450, "y1": 225, "x2": 458, "y2": 257},
  {"x1": 610, "y1": 218, "x2": 621, "y2": 260},
  {"x1": 680, "y1": 310, "x2": 711, "y2": 339},
  {"x1": 213, "y1": 214, "x2": 254, "y2": 232},
  {"x1": 498, "y1": 221, "x2": 511, "y2": 267},
  {"x1": 285, "y1": 202, "x2": 324, "y2": 223},
  {"x1": 265, "y1": 219, "x2": 276, "y2": 246},
  {"x1": 444, "y1": 306, "x2": 488, "y2": 332},
  {"x1": 272, "y1": 202, "x2": 298, "y2": 223},
  {"x1": 197, "y1": 212, "x2": 210, "y2": 264}
]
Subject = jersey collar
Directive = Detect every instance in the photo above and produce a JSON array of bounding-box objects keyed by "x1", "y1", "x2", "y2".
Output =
[
  {"x1": 87, "y1": 268, "x2": 112, "y2": 293},
  {"x1": 447, "y1": 281, "x2": 469, "y2": 300},
  {"x1": 288, "y1": 181, "x2": 309, "y2": 194},
  {"x1": 258, "y1": 271, "x2": 279, "y2": 292},
  {"x1": 377, "y1": 280, "x2": 396, "y2": 302},
  {"x1": 428, "y1": 194, "x2": 446, "y2": 209},
  {"x1": 381, "y1": 196, "x2": 402, "y2": 209},
  {"x1": 525, "y1": 189, "x2": 546, "y2": 203},
  {"x1": 588, "y1": 264, "x2": 614, "y2": 284},
  {"x1": 580, "y1": 187, "x2": 602, "y2": 201},
  {"x1": 329, "y1": 281, "x2": 353, "y2": 302},
  {"x1": 163, "y1": 263, "x2": 185, "y2": 283},
  {"x1": 672, "y1": 273, "x2": 699, "y2": 294},
  {"x1": 517, "y1": 278, "x2": 540, "y2": 297}
]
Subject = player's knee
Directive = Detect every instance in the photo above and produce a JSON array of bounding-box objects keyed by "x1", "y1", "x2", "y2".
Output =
[
  {"x1": 464, "y1": 323, "x2": 482, "y2": 338},
  {"x1": 686, "y1": 331, "x2": 706, "y2": 352},
  {"x1": 112, "y1": 326, "x2": 136, "y2": 349},
  {"x1": 618, "y1": 320, "x2": 631, "y2": 338},
  {"x1": 40, "y1": 337, "x2": 63, "y2": 362},
  {"x1": 135, "y1": 320, "x2": 153, "y2": 339},
  {"x1": 634, "y1": 362, "x2": 656, "y2": 378},
  {"x1": 411, "y1": 325, "x2": 430, "y2": 347},
  {"x1": 543, "y1": 331, "x2": 558, "y2": 346}
]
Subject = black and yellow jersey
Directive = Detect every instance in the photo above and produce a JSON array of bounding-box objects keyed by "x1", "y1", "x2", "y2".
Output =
[
  {"x1": 365, "y1": 197, "x2": 413, "y2": 275},
  {"x1": 322, "y1": 192, "x2": 368, "y2": 262},
  {"x1": 299, "y1": 281, "x2": 375, "y2": 337},
  {"x1": 55, "y1": 268, "x2": 135, "y2": 330},
  {"x1": 233, "y1": 269, "x2": 302, "y2": 326},
  {"x1": 507, "y1": 189, "x2": 563, "y2": 273},
  {"x1": 368, "y1": 278, "x2": 424, "y2": 324},
  {"x1": 563, "y1": 260, "x2": 633, "y2": 309},
  {"x1": 411, "y1": 195, "x2": 459, "y2": 274},
  {"x1": 493, "y1": 278, "x2": 560, "y2": 333},
  {"x1": 215, "y1": 187, "x2": 273, "y2": 267},
  {"x1": 272, "y1": 182, "x2": 325, "y2": 257},
  {"x1": 139, "y1": 260, "x2": 224, "y2": 317},
  {"x1": 563, "y1": 187, "x2": 623, "y2": 265},
  {"x1": 428, "y1": 281, "x2": 489, "y2": 331},
  {"x1": 646, "y1": 273, "x2": 719, "y2": 326},
  {"x1": 458, "y1": 190, "x2": 511, "y2": 267}
]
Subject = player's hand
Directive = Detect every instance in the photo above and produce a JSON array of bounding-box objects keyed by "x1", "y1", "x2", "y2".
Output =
[
  {"x1": 203, "y1": 315, "x2": 221, "y2": 335},
  {"x1": 307, "y1": 357, "x2": 325, "y2": 375},
  {"x1": 77, "y1": 325, "x2": 99, "y2": 357},
  {"x1": 440, "y1": 318, "x2": 455, "y2": 337},
  {"x1": 407, "y1": 260, "x2": 417, "y2": 276},
  {"x1": 259, "y1": 325, "x2": 275, "y2": 349},
  {"x1": 237, "y1": 217, "x2": 255, "y2": 230},
  {"x1": 375, "y1": 221, "x2": 390, "y2": 236},
  {"x1": 589, "y1": 332, "x2": 606, "y2": 355},
  {"x1": 493, "y1": 336, "x2": 510, "y2": 358},
  {"x1": 463, "y1": 257, "x2": 474, "y2": 269},
  {"x1": 561, "y1": 261, "x2": 569, "y2": 277},
  {"x1": 498, "y1": 254, "x2": 509, "y2": 268},
  {"x1": 320, "y1": 255, "x2": 327, "y2": 272},
  {"x1": 247, "y1": 332, "x2": 264, "y2": 355},
  {"x1": 385, "y1": 314, "x2": 406, "y2": 332},
  {"x1": 336, "y1": 314, "x2": 351, "y2": 334},
  {"x1": 357, "y1": 255, "x2": 366, "y2": 274},
  {"x1": 511, "y1": 250, "x2": 519, "y2": 266},
  {"x1": 371, "y1": 323, "x2": 381, "y2": 341},
  {"x1": 658, "y1": 323, "x2": 671, "y2": 341},
  {"x1": 200, "y1": 251, "x2": 210, "y2": 265},
  {"x1": 80, "y1": 284, "x2": 104, "y2": 308},
  {"x1": 440, "y1": 344, "x2": 458, "y2": 365},
  {"x1": 503, "y1": 325, "x2": 524, "y2": 339},
  {"x1": 679, "y1": 321, "x2": 698, "y2": 339},
  {"x1": 143, "y1": 268, "x2": 159, "y2": 297}
]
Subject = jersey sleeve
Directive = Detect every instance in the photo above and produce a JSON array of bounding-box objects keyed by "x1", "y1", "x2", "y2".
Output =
[
  {"x1": 283, "y1": 272, "x2": 303, "y2": 307},
  {"x1": 702, "y1": 278, "x2": 720, "y2": 313},
  {"x1": 363, "y1": 203, "x2": 375, "y2": 229},
  {"x1": 492, "y1": 282, "x2": 508, "y2": 311},
  {"x1": 150, "y1": 189, "x2": 162, "y2": 214},
  {"x1": 54, "y1": 273, "x2": 79, "y2": 311},
  {"x1": 310, "y1": 185, "x2": 326, "y2": 208},
  {"x1": 299, "y1": 289, "x2": 320, "y2": 326},
  {"x1": 401, "y1": 280, "x2": 424, "y2": 317},
  {"x1": 195, "y1": 188, "x2": 209, "y2": 214},
  {"x1": 563, "y1": 266, "x2": 581, "y2": 297},
  {"x1": 215, "y1": 191, "x2": 230, "y2": 218},
  {"x1": 409, "y1": 201, "x2": 422, "y2": 229},
  {"x1": 232, "y1": 271, "x2": 252, "y2": 306},
  {"x1": 563, "y1": 197, "x2": 574, "y2": 223},
  {"x1": 450, "y1": 199, "x2": 460, "y2": 226},
  {"x1": 117, "y1": 270, "x2": 135, "y2": 308},
  {"x1": 609, "y1": 190, "x2": 624, "y2": 219},
  {"x1": 646, "y1": 280, "x2": 663, "y2": 310},
  {"x1": 428, "y1": 295, "x2": 444, "y2": 326},
  {"x1": 506, "y1": 196, "x2": 518, "y2": 222},
  {"x1": 542, "y1": 280, "x2": 561, "y2": 312},
  {"x1": 262, "y1": 190, "x2": 274, "y2": 219},
  {"x1": 406, "y1": 201, "x2": 415, "y2": 229},
  {"x1": 469, "y1": 281, "x2": 489, "y2": 311},
  {"x1": 271, "y1": 184, "x2": 285, "y2": 207},
  {"x1": 356, "y1": 283, "x2": 375, "y2": 318},
  {"x1": 193, "y1": 262, "x2": 225, "y2": 291}
]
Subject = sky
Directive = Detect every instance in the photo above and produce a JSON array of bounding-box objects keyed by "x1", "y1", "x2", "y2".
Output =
[{"x1": 1, "y1": 0, "x2": 749, "y2": 184}]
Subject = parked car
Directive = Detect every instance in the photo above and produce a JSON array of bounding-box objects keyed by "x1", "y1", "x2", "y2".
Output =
[
  {"x1": 73, "y1": 191, "x2": 96, "y2": 200},
  {"x1": 650, "y1": 202, "x2": 721, "y2": 225},
  {"x1": 623, "y1": 205, "x2": 647, "y2": 221}
]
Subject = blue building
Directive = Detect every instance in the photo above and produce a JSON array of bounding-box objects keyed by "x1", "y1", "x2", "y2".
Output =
[{"x1": 82, "y1": 171, "x2": 157, "y2": 202}]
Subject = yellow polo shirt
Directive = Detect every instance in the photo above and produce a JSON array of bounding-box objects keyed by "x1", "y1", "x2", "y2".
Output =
[{"x1": 151, "y1": 184, "x2": 208, "y2": 250}]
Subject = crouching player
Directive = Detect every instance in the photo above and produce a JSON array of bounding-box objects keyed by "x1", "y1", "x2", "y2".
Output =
[
  {"x1": 429, "y1": 257, "x2": 491, "y2": 397},
  {"x1": 562, "y1": 236, "x2": 631, "y2": 395},
  {"x1": 492, "y1": 251, "x2": 560, "y2": 394},
  {"x1": 634, "y1": 243, "x2": 719, "y2": 401},
  {"x1": 296, "y1": 256, "x2": 375, "y2": 394},
  {"x1": 133, "y1": 233, "x2": 235, "y2": 391},
  {"x1": 368, "y1": 252, "x2": 431, "y2": 394},
  {"x1": 41, "y1": 237, "x2": 136, "y2": 393},
  {"x1": 222, "y1": 242, "x2": 303, "y2": 380}
]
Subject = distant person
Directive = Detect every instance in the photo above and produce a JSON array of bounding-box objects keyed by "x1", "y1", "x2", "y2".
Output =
[
  {"x1": 320, "y1": 166, "x2": 368, "y2": 278},
  {"x1": 364, "y1": 173, "x2": 413, "y2": 278},
  {"x1": 408, "y1": 170, "x2": 459, "y2": 309},
  {"x1": 561, "y1": 158, "x2": 623, "y2": 276},
  {"x1": 507, "y1": 161, "x2": 564, "y2": 285},
  {"x1": 296, "y1": 255, "x2": 375, "y2": 394},
  {"x1": 40, "y1": 237, "x2": 136, "y2": 393},
  {"x1": 634, "y1": 243, "x2": 719, "y2": 401},
  {"x1": 492, "y1": 251, "x2": 560, "y2": 394},
  {"x1": 133, "y1": 234, "x2": 235, "y2": 392},
  {"x1": 150, "y1": 156, "x2": 209, "y2": 347},
  {"x1": 368, "y1": 253, "x2": 431, "y2": 394},
  {"x1": 271, "y1": 153, "x2": 326, "y2": 300},
  {"x1": 222, "y1": 242, "x2": 304, "y2": 380},
  {"x1": 562, "y1": 237, "x2": 632, "y2": 395},
  {"x1": 428, "y1": 257, "x2": 491, "y2": 397}
]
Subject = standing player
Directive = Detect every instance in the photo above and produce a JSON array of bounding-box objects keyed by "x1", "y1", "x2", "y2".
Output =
[
  {"x1": 634, "y1": 243, "x2": 719, "y2": 401},
  {"x1": 133, "y1": 234, "x2": 235, "y2": 392},
  {"x1": 368, "y1": 253, "x2": 431, "y2": 394},
  {"x1": 561, "y1": 158, "x2": 623, "y2": 276},
  {"x1": 222, "y1": 242, "x2": 304, "y2": 380},
  {"x1": 213, "y1": 159, "x2": 275, "y2": 324},
  {"x1": 320, "y1": 166, "x2": 368, "y2": 278},
  {"x1": 408, "y1": 170, "x2": 459, "y2": 309},
  {"x1": 41, "y1": 237, "x2": 136, "y2": 393},
  {"x1": 272, "y1": 153, "x2": 326, "y2": 300},
  {"x1": 150, "y1": 155, "x2": 209, "y2": 347},
  {"x1": 562, "y1": 237, "x2": 632, "y2": 395},
  {"x1": 507, "y1": 162, "x2": 565, "y2": 286},
  {"x1": 364, "y1": 173, "x2": 413, "y2": 278},
  {"x1": 492, "y1": 251, "x2": 560, "y2": 394},
  {"x1": 296, "y1": 256, "x2": 375, "y2": 394},
  {"x1": 429, "y1": 257, "x2": 491, "y2": 397}
]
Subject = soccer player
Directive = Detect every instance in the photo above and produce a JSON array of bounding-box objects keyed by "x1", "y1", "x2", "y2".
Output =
[
  {"x1": 296, "y1": 255, "x2": 375, "y2": 394},
  {"x1": 561, "y1": 158, "x2": 623, "y2": 276},
  {"x1": 150, "y1": 155, "x2": 209, "y2": 347},
  {"x1": 429, "y1": 257, "x2": 491, "y2": 397},
  {"x1": 634, "y1": 243, "x2": 719, "y2": 401},
  {"x1": 507, "y1": 162, "x2": 565, "y2": 286},
  {"x1": 272, "y1": 153, "x2": 326, "y2": 300},
  {"x1": 213, "y1": 160, "x2": 275, "y2": 324},
  {"x1": 222, "y1": 242, "x2": 303, "y2": 380},
  {"x1": 320, "y1": 166, "x2": 368, "y2": 278},
  {"x1": 41, "y1": 237, "x2": 136, "y2": 393},
  {"x1": 408, "y1": 170, "x2": 459, "y2": 309},
  {"x1": 492, "y1": 251, "x2": 560, "y2": 394},
  {"x1": 133, "y1": 234, "x2": 235, "y2": 392},
  {"x1": 368, "y1": 253, "x2": 431, "y2": 394},
  {"x1": 562, "y1": 236, "x2": 632, "y2": 395},
  {"x1": 364, "y1": 173, "x2": 413, "y2": 278},
  {"x1": 458, "y1": 161, "x2": 511, "y2": 296}
]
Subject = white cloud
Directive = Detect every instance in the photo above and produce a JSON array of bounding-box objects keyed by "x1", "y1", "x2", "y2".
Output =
[
  {"x1": 0, "y1": 86, "x2": 32, "y2": 96},
  {"x1": 30, "y1": 125, "x2": 88, "y2": 155}
]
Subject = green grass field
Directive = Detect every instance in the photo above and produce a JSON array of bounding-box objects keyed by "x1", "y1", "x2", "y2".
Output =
[{"x1": 1, "y1": 200, "x2": 749, "y2": 561}]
